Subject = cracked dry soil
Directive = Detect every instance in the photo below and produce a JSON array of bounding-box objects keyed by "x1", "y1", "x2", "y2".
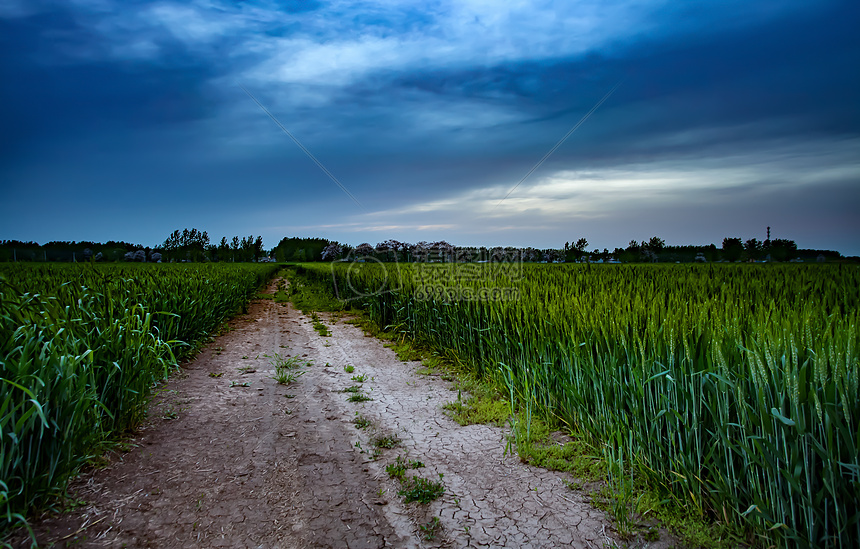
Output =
[{"x1": 16, "y1": 278, "x2": 623, "y2": 548}]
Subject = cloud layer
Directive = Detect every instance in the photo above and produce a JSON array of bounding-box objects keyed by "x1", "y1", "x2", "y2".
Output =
[{"x1": 1, "y1": 0, "x2": 858, "y2": 254}]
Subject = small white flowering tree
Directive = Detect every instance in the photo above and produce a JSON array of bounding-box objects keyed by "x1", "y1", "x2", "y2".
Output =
[
  {"x1": 321, "y1": 242, "x2": 343, "y2": 261},
  {"x1": 355, "y1": 243, "x2": 374, "y2": 257}
]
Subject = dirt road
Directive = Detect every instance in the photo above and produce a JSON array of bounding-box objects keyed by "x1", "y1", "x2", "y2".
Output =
[{"x1": 17, "y1": 278, "x2": 619, "y2": 548}]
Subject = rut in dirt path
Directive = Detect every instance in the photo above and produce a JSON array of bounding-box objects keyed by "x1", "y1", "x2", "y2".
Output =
[{"x1": 15, "y1": 277, "x2": 624, "y2": 548}]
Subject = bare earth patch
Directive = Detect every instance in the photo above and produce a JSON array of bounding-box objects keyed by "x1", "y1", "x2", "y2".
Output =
[{"x1": 13, "y1": 278, "x2": 623, "y2": 548}]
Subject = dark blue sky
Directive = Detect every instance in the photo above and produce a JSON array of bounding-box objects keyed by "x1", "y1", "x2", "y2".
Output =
[{"x1": 1, "y1": 0, "x2": 858, "y2": 254}]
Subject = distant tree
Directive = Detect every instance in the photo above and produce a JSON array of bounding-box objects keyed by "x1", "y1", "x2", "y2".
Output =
[
  {"x1": 523, "y1": 247, "x2": 541, "y2": 262},
  {"x1": 375, "y1": 240, "x2": 397, "y2": 261},
  {"x1": 646, "y1": 236, "x2": 665, "y2": 254},
  {"x1": 412, "y1": 242, "x2": 431, "y2": 262},
  {"x1": 397, "y1": 241, "x2": 413, "y2": 262},
  {"x1": 766, "y1": 238, "x2": 798, "y2": 262},
  {"x1": 434, "y1": 240, "x2": 455, "y2": 262},
  {"x1": 355, "y1": 243, "x2": 374, "y2": 257},
  {"x1": 489, "y1": 246, "x2": 507, "y2": 262},
  {"x1": 240, "y1": 236, "x2": 256, "y2": 262},
  {"x1": 253, "y1": 236, "x2": 264, "y2": 261},
  {"x1": 722, "y1": 237, "x2": 744, "y2": 262},
  {"x1": 272, "y1": 237, "x2": 331, "y2": 262},
  {"x1": 216, "y1": 237, "x2": 229, "y2": 262},
  {"x1": 321, "y1": 242, "x2": 343, "y2": 261},
  {"x1": 376, "y1": 239, "x2": 415, "y2": 262},
  {"x1": 615, "y1": 240, "x2": 640, "y2": 263},
  {"x1": 564, "y1": 238, "x2": 589, "y2": 262},
  {"x1": 744, "y1": 238, "x2": 762, "y2": 261},
  {"x1": 162, "y1": 228, "x2": 209, "y2": 261},
  {"x1": 705, "y1": 243, "x2": 719, "y2": 262},
  {"x1": 124, "y1": 250, "x2": 146, "y2": 262}
]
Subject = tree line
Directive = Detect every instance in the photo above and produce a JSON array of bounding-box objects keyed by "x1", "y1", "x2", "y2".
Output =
[
  {"x1": 0, "y1": 229, "x2": 851, "y2": 263},
  {"x1": 159, "y1": 229, "x2": 265, "y2": 263},
  {"x1": 313, "y1": 234, "x2": 845, "y2": 264},
  {"x1": 0, "y1": 230, "x2": 266, "y2": 263}
]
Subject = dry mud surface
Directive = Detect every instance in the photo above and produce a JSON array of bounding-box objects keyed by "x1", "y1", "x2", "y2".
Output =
[{"x1": 17, "y1": 278, "x2": 629, "y2": 548}]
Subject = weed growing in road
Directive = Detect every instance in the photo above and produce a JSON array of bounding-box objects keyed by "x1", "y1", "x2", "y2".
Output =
[
  {"x1": 208, "y1": 372, "x2": 223, "y2": 378},
  {"x1": 372, "y1": 434, "x2": 401, "y2": 449},
  {"x1": 271, "y1": 353, "x2": 310, "y2": 385},
  {"x1": 385, "y1": 455, "x2": 424, "y2": 480},
  {"x1": 344, "y1": 364, "x2": 355, "y2": 373},
  {"x1": 353, "y1": 414, "x2": 372, "y2": 429},
  {"x1": 269, "y1": 353, "x2": 312, "y2": 369},
  {"x1": 350, "y1": 374, "x2": 367, "y2": 383},
  {"x1": 420, "y1": 517, "x2": 442, "y2": 540},
  {"x1": 348, "y1": 393, "x2": 372, "y2": 402},
  {"x1": 310, "y1": 313, "x2": 331, "y2": 336},
  {"x1": 275, "y1": 370, "x2": 304, "y2": 384},
  {"x1": 230, "y1": 381, "x2": 251, "y2": 387},
  {"x1": 398, "y1": 477, "x2": 444, "y2": 504},
  {"x1": 386, "y1": 460, "x2": 407, "y2": 480}
]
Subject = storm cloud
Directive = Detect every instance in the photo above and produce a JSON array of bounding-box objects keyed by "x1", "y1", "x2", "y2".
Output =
[{"x1": 1, "y1": 0, "x2": 858, "y2": 253}]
